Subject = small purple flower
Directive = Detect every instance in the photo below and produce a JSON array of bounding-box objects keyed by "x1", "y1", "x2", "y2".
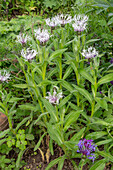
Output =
[
  {"x1": 77, "y1": 139, "x2": 96, "y2": 162},
  {"x1": 45, "y1": 86, "x2": 63, "y2": 105},
  {"x1": 110, "y1": 58, "x2": 113, "y2": 64},
  {"x1": 110, "y1": 81, "x2": 113, "y2": 85},
  {"x1": 99, "y1": 91, "x2": 102, "y2": 94}
]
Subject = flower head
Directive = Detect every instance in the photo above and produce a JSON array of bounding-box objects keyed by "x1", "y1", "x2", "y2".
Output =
[
  {"x1": 34, "y1": 29, "x2": 50, "y2": 44},
  {"x1": 0, "y1": 70, "x2": 10, "y2": 82},
  {"x1": 21, "y1": 48, "x2": 37, "y2": 61},
  {"x1": 45, "y1": 86, "x2": 63, "y2": 105},
  {"x1": 110, "y1": 81, "x2": 113, "y2": 85},
  {"x1": 77, "y1": 139, "x2": 96, "y2": 162},
  {"x1": 16, "y1": 33, "x2": 31, "y2": 45},
  {"x1": 81, "y1": 47, "x2": 98, "y2": 59},
  {"x1": 110, "y1": 58, "x2": 113, "y2": 64},
  {"x1": 72, "y1": 14, "x2": 88, "y2": 32},
  {"x1": 57, "y1": 14, "x2": 72, "y2": 25},
  {"x1": 45, "y1": 16, "x2": 59, "y2": 28}
]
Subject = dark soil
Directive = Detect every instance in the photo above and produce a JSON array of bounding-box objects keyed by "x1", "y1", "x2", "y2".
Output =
[
  {"x1": 21, "y1": 146, "x2": 74, "y2": 170},
  {"x1": 20, "y1": 144, "x2": 112, "y2": 170}
]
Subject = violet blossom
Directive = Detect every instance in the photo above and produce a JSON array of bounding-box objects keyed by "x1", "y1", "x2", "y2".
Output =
[
  {"x1": 21, "y1": 48, "x2": 37, "y2": 61},
  {"x1": 45, "y1": 86, "x2": 63, "y2": 105},
  {"x1": 110, "y1": 58, "x2": 113, "y2": 64},
  {"x1": 81, "y1": 47, "x2": 98, "y2": 59},
  {"x1": 0, "y1": 70, "x2": 10, "y2": 82},
  {"x1": 77, "y1": 139, "x2": 96, "y2": 162}
]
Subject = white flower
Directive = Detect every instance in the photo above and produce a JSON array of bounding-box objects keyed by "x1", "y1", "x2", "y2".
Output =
[
  {"x1": 34, "y1": 29, "x2": 50, "y2": 44},
  {"x1": 21, "y1": 48, "x2": 37, "y2": 60},
  {"x1": 57, "y1": 14, "x2": 72, "y2": 25},
  {"x1": 45, "y1": 86, "x2": 63, "y2": 105},
  {"x1": 81, "y1": 47, "x2": 98, "y2": 59},
  {"x1": 0, "y1": 70, "x2": 10, "y2": 82},
  {"x1": 45, "y1": 16, "x2": 59, "y2": 27},
  {"x1": 16, "y1": 33, "x2": 31, "y2": 44},
  {"x1": 72, "y1": 14, "x2": 88, "y2": 32}
]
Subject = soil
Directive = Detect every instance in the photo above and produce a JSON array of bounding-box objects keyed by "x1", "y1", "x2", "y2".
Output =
[{"x1": 20, "y1": 144, "x2": 112, "y2": 170}]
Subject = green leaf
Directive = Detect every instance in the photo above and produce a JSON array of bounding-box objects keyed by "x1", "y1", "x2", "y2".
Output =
[
  {"x1": 108, "y1": 17, "x2": 113, "y2": 25},
  {"x1": 34, "y1": 132, "x2": 47, "y2": 151},
  {"x1": 64, "y1": 110, "x2": 82, "y2": 131},
  {"x1": 98, "y1": 151, "x2": 113, "y2": 162},
  {"x1": 0, "y1": 138, "x2": 7, "y2": 146},
  {"x1": 49, "y1": 138, "x2": 54, "y2": 155},
  {"x1": 0, "y1": 129, "x2": 10, "y2": 139},
  {"x1": 16, "y1": 116, "x2": 30, "y2": 131},
  {"x1": 16, "y1": 150, "x2": 25, "y2": 168},
  {"x1": 45, "y1": 157, "x2": 62, "y2": 170},
  {"x1": 9, "y1": 97, "x2": 24, "y2": 102},
  {"x1": 63, "y1": 66, "x2": 73, "y2": 80},
  {"x1": 19, "y1": 104, "x2": 39, "y2": 111},
  {"x1": 96, "y1": 139, "x2": 112, "y2": 146},
  {"x1": 90, "y1": 159, "x2": 106, "y2": 170},
  {"x1": 57, "y1": 156, "x2": 66, "y2": 170},
  {"x1": 58, "y1": 94, "x2": 72, "y2": 108},
  {"x1": 13, "y1": 84, "x2": 28, "y2": 89},
  {"x1": 73, "y1": 85, "x2": 93, "y2": 104},
  {"x1": 60, "y1": 80, "x2": 74, "y2": 92},
  {"x1": 92, "y1": 119, "x2": 110, "y2": 126},
  {"x1": 34, "y1": 112, "x2": 48, "y2": 125},
  {"x1": 86, "y1": 39, "x2": 100, "y2": 44},
  {"x1": 95, "y1": 97, "x2": 108, "y2": 110},
  {"x1": 25, "y1": 134, "x2": 34, "y2": 140},
  {"x1": 42, "y1": 99, "x2": 58, "y2": 122},
  {"x1": 79, "y1": 69, "x2": 94, "y2": 85},
  {"x1": 97, "y1": 73, "x2": 113, "y2": 86},
  {"x1": 70, "y1": 127, "x2": 86, "y2": 141},
  {"x1": 86, "y1": 131, "x2": 107, "y2": 140},
  {"x1": 47, "y1": 123, "x2": 63, "y2": 145},
  {"x1": 49, "y1": 49, "x2": 67, "y2": 61}
]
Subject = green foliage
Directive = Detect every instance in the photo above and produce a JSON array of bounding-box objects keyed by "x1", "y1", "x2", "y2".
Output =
[{"x1": 0, "y1": 0, "x2": 113, "y2": 169}]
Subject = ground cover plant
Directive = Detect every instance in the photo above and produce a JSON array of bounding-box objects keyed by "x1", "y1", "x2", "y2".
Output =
[{"x1": 0, "y1": 0, "x2": 113, "y2": 169}]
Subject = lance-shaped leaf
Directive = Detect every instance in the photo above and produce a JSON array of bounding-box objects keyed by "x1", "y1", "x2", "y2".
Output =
[
  {"x1": 13, "y1": 84, "x2": 28, "y2": 89},
  {"x1": 60, "y1": 80, "x2": 74, "y2": 92},
  {"x1": 95, "y1": 97, "x2": 108, "y2": 111},
  {"x1": 86, "y1": 131, "x2": 107, "y2": 140},
  {"x1": 64, "y1": 110, "x2": 82, "y2": 132},
  {"x1": 79, "y1": 69, "x2": 94, "y2": 85},
  {"x1": 70, "y1": 127, "x2": 86, "y2": 141},
  {"x1": 34, "y1": 132, "x2": 47, "y2": 151},
  {"x1": 89, "y1": 159, "x2": 106, "y2": 170},
  {"x1": 98, "y1": 151, "x2": 113, "y2": 163},
  {"x1": 47, "y1": 123, "x2": 63, "y2": 145},
  {"x1": 58, "y1": 94, "x2": 72, "y2": 108},
  {"x1": 97, "y1": 73, "x2": 113, "y2": 86},
  {"x1": 45, "y1": 157, "x2": 63, "y2": 170},
  {"x1": 49, "y1": 48, "x2": 67, "y2": 61},
  {"x1": 42, "y1": 99, "x2": 58, "y2": 122},
  {"x1": 0, "y1": 129, "x2": 10, "y2": 139},
  {"x1": 63, "y1": 65, "x2": 73, "y2": 80},
  {"x1": 73, "y1": 84, "x2": 93, "y2": 104}
]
